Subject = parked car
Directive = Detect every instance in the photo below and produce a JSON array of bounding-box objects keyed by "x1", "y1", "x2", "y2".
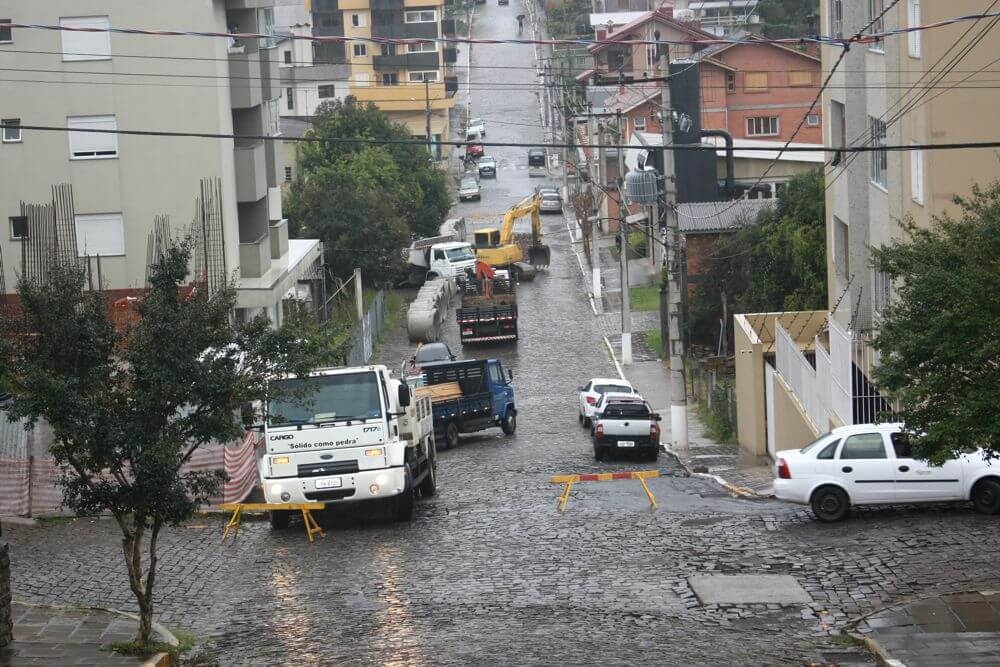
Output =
[
  {"x1": 537, "y1": 186, "x2": 560, "y2": 199},
  {"x1": 528, "y1": 148, "x2": 546, "y2": 167},
  {"x1": 774, "y1": 422, "x2": 1000, "y2": 522},
  {"x1": 592, "y1": 396, "x2": 660, "y2": 462},
  {"x1": 466, "y1": 118, "x2": 486, "y2": 137},
  {"x1": 539, "y1": 191, "x2": 562, "y2": 213},
  {"x1": 459, "y1": 177, "x2": 481, "y2": 201},
  {"x1": 578, "y1": 377, "x2": 636, "y2": 427},
  {"x1": 466, "y1": 141, "x2": 484, "y2": 160},
  {"x1": 478, "y1": 156, "x2": 497, "y2": 178},
  {"x1": 499, "y1": 0, "x2": 509, "y2": 5},
  {"x1": 414, "y1": 342, "x2": 456, "y2": 364}
]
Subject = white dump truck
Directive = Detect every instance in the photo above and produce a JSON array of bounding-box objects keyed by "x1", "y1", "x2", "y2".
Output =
[
  {"x1": 406, "y1": 217, "x2": 474, "y2": 285},
  {"x1": 256, "y1": 365, "x2": 437, "y2": 527}
]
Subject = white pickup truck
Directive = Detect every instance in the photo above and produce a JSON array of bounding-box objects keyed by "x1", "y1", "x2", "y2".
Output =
[
  {"x1": 257, "y1": 365, "x2": 437, "y2": 527},
  {"x1": 591, "y1": 395, "x2": 661, "y2": 462}
]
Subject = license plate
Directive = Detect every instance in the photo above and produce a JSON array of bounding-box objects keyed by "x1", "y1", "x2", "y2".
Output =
[
  {"x1": 617, "y1": 441, "x2": 635, "y2": 448},
  {"x1": 315, "y1": 478, "x2": 343, "y2": 489}
]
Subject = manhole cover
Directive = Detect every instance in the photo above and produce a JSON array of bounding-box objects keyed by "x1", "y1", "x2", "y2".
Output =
[{"x1": 688, "y1": 574, "x2": 812, "y2": 604}]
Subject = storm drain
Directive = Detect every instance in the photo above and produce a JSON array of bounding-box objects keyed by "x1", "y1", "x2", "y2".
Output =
[{"x1": 687, "y1": 574, "x2": 812, "y2": 605}]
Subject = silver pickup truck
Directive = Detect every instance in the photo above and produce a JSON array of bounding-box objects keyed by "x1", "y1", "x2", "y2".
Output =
[{"x1": 592, "y1": 395, "x2": 661, "y2": 462}]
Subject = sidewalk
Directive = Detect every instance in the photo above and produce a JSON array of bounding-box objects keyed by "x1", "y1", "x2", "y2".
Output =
[
  {"x1": 854, "y1": 591, "x2": 1000, "y2": 666},
  {"x1": 2, "y1": 602, "x2": 162, "y2": 666}
]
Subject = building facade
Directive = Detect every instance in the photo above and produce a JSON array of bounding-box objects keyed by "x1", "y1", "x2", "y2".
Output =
[
  {"x1": 275, "y1": 4, "x2": 352, "y2": 118},
  {"x1": 0, "y1": 0, "x2": 323, "y2": 325},
  {"x1": 307, "y1": 0, "x2": 457, "y2": 158},
  {"x1": 733, "y1": 0, "x2": 1000, "y2": 462}
]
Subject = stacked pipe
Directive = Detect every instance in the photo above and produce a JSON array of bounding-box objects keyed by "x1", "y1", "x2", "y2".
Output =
[{"x1": 407, "y1": 278, "x2": 455, "y2": 342}]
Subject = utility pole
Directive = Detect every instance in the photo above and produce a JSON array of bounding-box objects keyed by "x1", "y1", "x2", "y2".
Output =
[
  {"x1": 590, "y1": 112, "x2": 602, "y2": 299},
  {"x1": 424, "y1": 79, "x2": 433, "y2": 159},
  {"x1": 660, "y1": 53, "x2": 687, "y2": 452},
  {"x1": 353, "y1": 267, "x2": 364, "y2": 321},
  {"x1": 616, "y1": 110, "x2": 632, "y2": 365}
]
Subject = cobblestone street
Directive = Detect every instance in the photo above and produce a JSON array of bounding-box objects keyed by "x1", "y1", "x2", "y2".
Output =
[{"x1": 4, "y1": 3, "x2": 1000, "y2": 666}]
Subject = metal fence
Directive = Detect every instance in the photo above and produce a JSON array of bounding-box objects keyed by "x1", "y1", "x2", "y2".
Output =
[
  {"x1": 775, "y1": 322, "x2": 826, "y2": 433},
  {"x1": 346, "y1": 290, "x2": 387, "y2": 367},
  {"x1": 687, "y1": 357, "x2": 737, "y2": 442}
]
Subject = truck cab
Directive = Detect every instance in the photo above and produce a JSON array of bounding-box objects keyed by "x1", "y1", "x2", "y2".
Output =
[
  {"x1": 428, "y1": 241, "x2": 476, "y2": 280},
  {"x1": 257, "y1": 365, "x2": 437, "y2": 526}
]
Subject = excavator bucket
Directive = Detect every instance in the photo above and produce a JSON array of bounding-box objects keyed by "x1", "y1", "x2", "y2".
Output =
[{"x1": 528, "y1": 244, "x2": 551, "y2": 269}]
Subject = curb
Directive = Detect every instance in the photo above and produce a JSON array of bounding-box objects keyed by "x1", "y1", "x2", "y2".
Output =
[{"x1": 0, "y1": 515, "x2": 37, "y2": 526}]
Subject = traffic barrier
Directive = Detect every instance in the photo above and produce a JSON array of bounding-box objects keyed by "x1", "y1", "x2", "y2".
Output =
[
  {"x1": 550, "y1": 470, "x2": 660, "y2": 512},
  {"x1": 219, "y1": 502, "x2": 325, "y2": 543}
]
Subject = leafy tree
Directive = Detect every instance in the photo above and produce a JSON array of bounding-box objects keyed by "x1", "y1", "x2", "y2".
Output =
[
  {"x1": 690, "y1": 169, "x2": 826, "y2": 346},
  {"x1": 296, "y1": 97, "x2": 451, "y2": 242},
  {"x1": 872, "y1": 182, "x2": 1000, "y2": 464},
  {"x1": 757, "y1": 0, "x2": 819, "y2": 38},
  {"x1": 3, "y1": 242, "x2": 316, "y2": 646}
]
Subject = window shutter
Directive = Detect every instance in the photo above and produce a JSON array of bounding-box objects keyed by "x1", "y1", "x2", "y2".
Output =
[
  {"x1": 60, "y1": 16, "x2": 111, "y2": 61},
  {"x1": 67, "y1": 115, "x2": 118, "y2": 158},
  {"x1": 744, "y1": 71, "x2": 768, "y2": 90},
  {"x1": 75, "y1": 213, "x2": 125, "y2": 256},
  {"x1": 789, "y1": 70, "x2": 812, "y2": 86}
]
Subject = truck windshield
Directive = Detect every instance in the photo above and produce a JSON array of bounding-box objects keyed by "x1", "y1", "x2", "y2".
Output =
[
  {"x1": 268, "y1": 372, "x2": 383, "y2": 425},
  {"x1": 446, "y1": 246, "x2": 475, "y2": 262}
]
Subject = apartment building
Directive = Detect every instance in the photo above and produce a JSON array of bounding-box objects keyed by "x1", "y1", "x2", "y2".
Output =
[
  {"x1": 307, "y1": 0, "x2": 457, "y2": 159},
  {"x1": 0, "y1": 1, "x2": 322, "y2": 325},
  {"x1": 733, "y1": 0, "x2": 1000, "y2": 462},
  {"x1": 276, "y1": 3, "x2": 351, "y2": 118}
]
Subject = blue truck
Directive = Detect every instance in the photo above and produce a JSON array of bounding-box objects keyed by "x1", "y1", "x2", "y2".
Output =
[{"x1": 410, "y1": 358, "x2": 516, "y2": 448}]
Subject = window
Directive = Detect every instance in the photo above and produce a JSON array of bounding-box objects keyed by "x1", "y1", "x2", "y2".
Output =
[
  {"x1": 67, "y1": 115, "x2": 118, "y2": 159},
  {"x1": 840, "y1": 433, "x2": 887, "y2": 459},
  {"x1": 381, "y1": 43, "x2": 396, "y2": 56},
  {"x1": 60, "y1": 16, "x2": 111, "y2": 61},
  {"x1": 2, "y1": 118, "x2": 20, "y2": 143},
  {"x1": 743, "y1": 71, "x2": 768, "y2": 92},
  {"x1": 284, "y1": 166, "x2": 293, "y2": 182},
  {"x1": 9, "y1": 215, "x2": 27, "y2": 240},
  {"x1": 489, "y1": 363, "x2": 503, "y2": 385},
  {"x1": 817, "y1": 440, "x2": 840, "y2": 460},
  {"x1": 873, "y1": 264, "x2": 891, "y2": 313},
  {"x1": 286, "y1": 87, "x2": 294, "y2": 110},
  {"x1": 806, "y1": 114, "x2": 820, "y2": 127},
  {"x1": 353, "y1": 43, "x2": 367, "y2": 58},
  {"x1": 834, "y1": 217, "x2": 850, "y2": 279},
  {"x1": 404, "y1": 10, "x2": 437, "y2": 23},
  {"x1": 283, "y1": 50, "x2": 292, "y2": 64},
  {"x1": 74, "y1": 213, "x2": 124, "y2": 256},
  {"x1": 746, "y1": 116, "x2": 779, "y2": 137},
  {"x1": 408, "y1": 70, "x2": 439, "y2": 83},
  {"x1": 830, "y1": 0, "x2": 843, "y2": 38},
  {"x1": 830, "y1": 100, "x2": 846, "y2": 150},
  {"x1": 0, "y1": 18, "x2": 11, "y2": 43},
  {"x1": 318, "y1": 84, "x2": 335, "y2": 98},
  {"x1": 891, "y1": 432, "x2": 911, "y2": 458},
  {"x1": 634, "y1": 115, "x2": 646, "y2": 132},
  {"x1": 351, "y1": 13, "x2": 366, "y2": 28},
  {"x1": 789, "y1": 70, "x2": 813, "y2": 87},
  {"x1": 867, "y1": 0, "x2": 885, "y2": 51},
  {"x1": 321, "y1": 15, "x2": 339, "y2": 27},
  {"x1": 407, "y1": 42, "x2": 436, "y2": 53},
  {"x1": 910, "y1": 146, "x2": 923, "y2": 204},
  {"x1": 354, "y1": 72, "x2": 371, "y2": 86},
  {"x1": 725, "y1": 72, "x2": 735, "y2": 92},
  {"x1": 869, "y1": 116, "x2": 887, "y2": 189},
  {"x1": 908, "y1": 0, "x2": 921, "y2": 57},
  {"x1": 381, "y1": 73, "x2": 398, "y2": 86}
]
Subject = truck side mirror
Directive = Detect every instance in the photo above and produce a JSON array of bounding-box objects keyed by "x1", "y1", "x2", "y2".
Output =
[
  {"x1": 398, "y1": 383, "x2": 412, "y2": 408},
  {"x1": 240, "y1": 402, "x2": 257, "y2": 429},
  {"x1": 653, "y1": 413, "x2": 663, "y2": 422},
  {"x1": 507, "y1": 369, "x2": 514, "y2": 381}
]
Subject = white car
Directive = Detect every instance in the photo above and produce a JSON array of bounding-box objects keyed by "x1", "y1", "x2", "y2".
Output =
[
  {"x1": 774, "y1": 422, "x2": 1000, "y2": 522},
  {"x1": 466, "y1": 118, "x2": 486, "y2": 138},
  {"x1": 578, "y1": 378, "x2": 636, "y2": 427}
]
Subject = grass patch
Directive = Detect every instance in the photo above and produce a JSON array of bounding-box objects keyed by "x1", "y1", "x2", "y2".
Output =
[
  {"x1": 643, "y1": 330, "x2": 662, "y2": 358},
  {"x1": 696, "y1": 396, "x2": 736, "y2": 443},
  {"x1": 109, "y1": 629, "x2": 196, "y2": 661},
  {"x1": 629, "y1": 286, "x2": 660, "y2": 312}
]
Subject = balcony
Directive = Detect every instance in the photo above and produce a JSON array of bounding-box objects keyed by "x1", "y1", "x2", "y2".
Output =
[
  {"x1": 372, "y1": 51, "x2": 440, "y2": 70},
  {"x1": 259, "y1": 47, "x2": 279, "y2": 100},
  {"x1": 239, "y1": 234, "x2": 272, "y2": 279},
  {"x1": 269, "y1": 219, "x2": 289, "y2": 260},
  {"x1": 371, "y1": 0, "x2": 404, "y2": 8},
  {"x1": 371, "y1": 21, "x2": 438, "y2": 39},
  {"x1": 235, "y1": 140, "x2": 267, "y2": 203},
  {"x1": 229, "y1": 52, "x2": 263, "y2": 109},
  {"x1": 443, "y1": 47, "x2": 457, "y2": 64},
  {"x1": 352, "y1": 82, "x2": 455, "y2": 111}
]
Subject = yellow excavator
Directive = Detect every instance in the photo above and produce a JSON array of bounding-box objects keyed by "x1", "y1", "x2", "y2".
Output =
[{"x1": 472, "y1": 193, "x2": 551, "y2": 281}]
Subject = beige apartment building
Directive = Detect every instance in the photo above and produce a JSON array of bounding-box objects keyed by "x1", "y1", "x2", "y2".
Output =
[
  {"x1": 307, "y1": 0, "x2": 457, "y2": 158},
  {"x1": 0, "y1": 0, "x2": 322, "y2": 324},
  {"x1": 734, "y1": 0, "x2": 1000, "y2": 462}
]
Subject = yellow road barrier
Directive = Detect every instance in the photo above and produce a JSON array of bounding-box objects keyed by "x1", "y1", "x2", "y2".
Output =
[
  {"x1": 550, "y1": 470, "x2": 660, "y2": 512},
  {"x1": 219, "y1": 502, "x2": 326, "y2": 543}
]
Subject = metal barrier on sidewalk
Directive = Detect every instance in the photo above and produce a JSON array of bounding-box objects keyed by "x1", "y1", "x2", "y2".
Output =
[
  {"x1": 550, "y1": 470, "x2": 659, "y2": 512},
  {"x1": 219, "y1": 503, "x2": 325, "y2": 543}
]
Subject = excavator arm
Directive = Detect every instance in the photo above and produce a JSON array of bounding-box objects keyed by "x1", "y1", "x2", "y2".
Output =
[{"x1": 499, "y1": 194, "x2": 550, "y2": 268}]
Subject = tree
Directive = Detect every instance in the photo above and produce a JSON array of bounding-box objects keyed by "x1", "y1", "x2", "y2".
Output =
[
  {"x1": 872, "y1": 182, "x2": 1000, "y2": 464},
  {"x1": 3, "y1": 242, "x2": 316, "y2": 647},
  {"x1": 690, "y1": 169, "x2": 827, "y2": 347},
  {"x1": 756, "y1": 0, "x2": 819, "y2": 38},
  {"x1": 296, "y1": 97, "x2": 451, "y2": 242}
]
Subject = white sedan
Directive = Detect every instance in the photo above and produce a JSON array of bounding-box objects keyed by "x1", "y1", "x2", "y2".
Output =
[
  {"x1": 774, "y1": 422, "x2": 1000, "y2": 522},
  {"x1": 577, "y1": 377, "x2": 636, "y2": 427}
]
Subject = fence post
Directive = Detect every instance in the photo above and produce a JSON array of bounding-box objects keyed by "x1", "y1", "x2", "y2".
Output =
[{"x1": 353, "y1": 268, "x2": 364, "y2": 322}]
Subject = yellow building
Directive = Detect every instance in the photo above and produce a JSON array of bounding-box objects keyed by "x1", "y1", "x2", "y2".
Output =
[{"x1": 307, "y1": 0, "x2": 457, "y2": 158}]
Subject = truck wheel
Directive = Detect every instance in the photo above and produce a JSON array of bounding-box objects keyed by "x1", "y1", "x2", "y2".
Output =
[
  {"x1": 445, "y1": 421, "x2": 460, "y2": 449},
  {"x1": 394, "y1": 466, "x2": 415, "y2": 521},
  {"x1": 419, "y1": 445, "x2": 438, "y2": 497},
  {"x1": 971, "y1": 478, "x2": 1000, "y2": 514},
  {"x1": 501, "y1": 409, "x2": 516, "y2": 435},
  {"x1": 810, "y1": 486, "x2": 850, "y2": 523},
  {"x1": 269, "y1": 509, "x2": 290, "y2": 530}
]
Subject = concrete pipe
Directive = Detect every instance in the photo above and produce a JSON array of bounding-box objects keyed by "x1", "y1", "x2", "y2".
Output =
[{"x1": 407, "y1": 305, "x2": 442, "y2": 342}]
